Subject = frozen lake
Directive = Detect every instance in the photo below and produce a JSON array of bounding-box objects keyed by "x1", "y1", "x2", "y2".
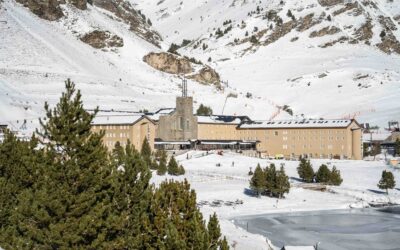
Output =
[{"x1": 234, "y1": 207, "x2": 400, "y2": 250}]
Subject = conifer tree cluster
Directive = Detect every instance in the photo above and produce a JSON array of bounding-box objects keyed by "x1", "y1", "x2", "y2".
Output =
[
  {"x1": 297, "y1": 160, "x2": 343, "y2": 186},
  {"x1": 249, "y1": 163, "x2": 290, "y2": 198},
  {"x1": 196, "y1": 104, "x2": 213, "y2": 116},
  {"x1": 378, "y1": 170, "x2": 396, "y2": 194},
  {"x1": 0, "y1": 79, "x2": 226, "y2": 249}
]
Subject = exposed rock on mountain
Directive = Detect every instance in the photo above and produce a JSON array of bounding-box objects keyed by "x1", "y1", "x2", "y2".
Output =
[
  {"x1": 310, "y1": 26, "x2": 340, "y2": 38},
  {"x1": 80, "y1": 30, "x2": 123, "y2": 49},
  {"x1": 13, "y1": 0, "x2": 161, "y2": 47},
  {"x1": 187, "y1": 66, "x2": 221, "y2": 87},
  {"x1": 69, "y1": 0, "x2": 86, "y2": 10},
  {"x1": 143, "y1": 52, "x2": 192, "y2": 75},
  {"x1": 15, "y1": 0, "x2": 63, "y2": 20},
  {"x1": 318, "y1": 0, "x2": 343, "y2": 7},
  {"x1": 92, "y1": 0, "x2": 162, "y2": 47},
  {"x1": 143, "y1": 52, "x2": 220, "y2": 87}
]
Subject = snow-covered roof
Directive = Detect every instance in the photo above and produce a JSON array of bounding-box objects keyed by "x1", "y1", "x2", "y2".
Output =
[
  {"x1": 362, "y1": 131, "x2": 391, "y2": 142},
  {"x1": 197, "y1": 115, "x2": 249, "y2": 125},
  {"x1": 239, "y1": 119, "x2": 355, "y2": 129},
  {"x1": 91, "y1": 115, "x2": 147, "y2": 125}
]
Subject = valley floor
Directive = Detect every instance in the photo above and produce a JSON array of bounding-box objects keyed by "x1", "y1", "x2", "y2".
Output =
[{"x1": 152, "y1": 152, "x2": 400, "y2": 250}]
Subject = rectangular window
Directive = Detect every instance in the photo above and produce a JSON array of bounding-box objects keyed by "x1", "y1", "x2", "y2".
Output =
[{"x1": 179, "y1": 117, "x2": 184, "y2": 130}]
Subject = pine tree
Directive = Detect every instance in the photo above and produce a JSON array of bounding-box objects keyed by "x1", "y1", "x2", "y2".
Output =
[
  {"x1": 316, "y1": 164, "x2": 331, "y2": 184},
  {"x1": 146, "y1": 180, "x2": 211, "y2": 249},
  {"x1": 157, "y1": 150, "x2": 168, "y2": 175},
  {"x1": 274, "y1": 166, "x2": 290, "y2": 198},
  {"x1": 395, "y1": 138, "x2": 400, "y2": 156},
  {"x1": 208, "y1": 213, "x2": 221, "y2": 250},
  {"x1": 167, "y1": 156, "x2": 180, "y2": 175},
  {"x1": 378, "y1": 170, "x2": 396, "y2": 194},
  {"x1": 220, "y1": 236, "x2": 229, "y2": 250},
  {"x1": 9, "y1": 79, "x2": 113, "y2": 248},
  {"x1": 329, "y1": 166, "x2": 343, "y2": 186},
  {"x1": 250, "y1": 164, "x2": 266, "y2": 196},
  {"x1": 109, "y1": 141, "x2": 153, "y2": 249},
  {"x1": 265, "y1": 163, "x2": 277, "y2": 197},
  {"x1": 297, "y1": 158, "x2": 314, "y2": 183},
  {"x1": 141, "y1": 137, "x2": 152, "y2": 168},
  {"x1": 0, "y1": 131, "x2": 43, "y2": 238},
  {"x1": 196, "y1": 104, "x2": 213, "y2": 116}
]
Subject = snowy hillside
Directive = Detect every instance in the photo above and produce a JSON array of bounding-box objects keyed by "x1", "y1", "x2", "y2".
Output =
[
  {"x1": 0, "y1": 0, "x2": 229, "y2": 133},
  {"x1": 134, "y1": 0, "x2": 400, "y2": 125},
  {"x1": 0, "y1": 0, "x2": 399, "y2": 134}
]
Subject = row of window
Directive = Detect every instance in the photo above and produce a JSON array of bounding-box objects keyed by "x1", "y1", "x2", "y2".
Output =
[
  {"x1": 282, "y1": 144, "x2": 346, "y2": 150},
  {"x1": 105, "y1": 133, "x2": 129, "y2": 138},
  {"x1": 281, "y1": 136, "x2": 346, "y2": 141},
  {"x1": 98, "y1": 125, "x2": 130, "y2": 130}
]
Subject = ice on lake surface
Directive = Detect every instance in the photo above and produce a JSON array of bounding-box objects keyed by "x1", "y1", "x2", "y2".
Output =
[{"x1": 234, "y1": 207, "x2": 400, "y2": 250}]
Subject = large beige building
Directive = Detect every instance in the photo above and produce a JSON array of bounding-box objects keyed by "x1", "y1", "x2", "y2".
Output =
[
  {"x1": 91, "y1": 113, "x2": 156, "y2": 151},
  {"x1": 91, "y1": 96, "x2": 363, "y2": 160},
  {"x1": 239, "y1": 120, "x2": 362, "y2": 160}
]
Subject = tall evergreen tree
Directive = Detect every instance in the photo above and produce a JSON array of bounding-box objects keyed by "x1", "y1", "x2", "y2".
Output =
[
  {"x1": 208, "y1": 213, "x2": 221, "y2": 250},
  {"x1": 0, "y1": 131, "x2": 44, "y2": 241},
  {"x1": 297, "y1": 158, "x2": 314, "y2": 183},
  {"x1": 316, "y1": 164, "x2": 331, "y2": 184},
  {"x1": 146, "y1": 180, "x2": 210, "y2": 249},
  {"x1": 250, "y1": 164, "x2": 265, "y2": 196},
  {"x1": 378, "y1": 170, "x2": 396, "y2": 194},
  {"x1": 265, "y1": 163, "x2": 277, "y2": 196},
  {"x1": 157, "y1": 150, "x2": 168, "y2": 175},
  {"x1": 141, "y1": 137, "x2": 152, "y2": 168},
  {"x1": 9, "y1": 79, "x2": 113, "y2": 248},
  {"x1": 274, "y1": 166, "x2": 290, "y2": 198}
]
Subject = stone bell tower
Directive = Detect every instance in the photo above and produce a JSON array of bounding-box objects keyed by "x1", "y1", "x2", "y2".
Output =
[{"x1": 158, "y1": 78, "x2": 198, "y2": 141}]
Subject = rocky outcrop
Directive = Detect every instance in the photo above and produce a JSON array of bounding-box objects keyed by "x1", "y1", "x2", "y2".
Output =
[
  {"x1": 297, "y1": 13, "x2": 322, "y2": 32},
  {"x1": 333, "y1": 2, "x2": 359, "y2": 16},
  {"x1": 310, "y1": 26, "x2": 340, "y2": 38},
  {"x1": 377, "y1": 33, "x2": 400, "y2": 54},
  {"x1": 15, "y1": 0, "x2": 63, "y2": 21},
  {"x1": 92, "y1": 0, "x2": 162, "y2": 47},
  {"x1": 69, "y1": 0, "x2": 87, "y2": 10},
  {"x1": 143, "y1": 52, "x2": 221, "y2": 87},
  {"x1": 80, "y1": 30, "x2": 123, "y2": 49},
  {"x1": 354, "y1": 20, "x2": 373, "y2": 42},
  {"x1": 143, "y1": 52, "x2": 192, "y2": 74},
  {"x1": 187, "y1": 66, "x2": 221, "y2": 87},
  {"x1": 318, "y1": 0, "x2": 343, "y2": 7}
]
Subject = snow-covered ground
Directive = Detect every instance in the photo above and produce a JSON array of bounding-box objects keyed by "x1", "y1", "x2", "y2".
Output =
[{"x1": 152, "y1": 151, "x2": 400, "y2": 249}]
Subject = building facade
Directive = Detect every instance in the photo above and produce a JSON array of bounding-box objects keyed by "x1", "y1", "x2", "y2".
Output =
[
  {"x1": 239, "y1": 120, "x2": 362, "y2": 160},
  {"x1": 157, "y1": 97, "x2": 198, "y2": 141},
  {"x1": 91, "y1": 96, "x2": 363, "y2": 160},
  {"x1": 91, "y1": 114, "x2": 156, "y2": 151}
]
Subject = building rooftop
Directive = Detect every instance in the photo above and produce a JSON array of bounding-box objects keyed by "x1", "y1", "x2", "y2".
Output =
[
  {"x1": 197, "y1": 115, "x2": 250, "y2": 125},
  {"x1": 239, "y1": 119, "x2": 354, "y2": 129},
  {"x1": 91, "y1": 114, "x2": 146, "y2": 125}
]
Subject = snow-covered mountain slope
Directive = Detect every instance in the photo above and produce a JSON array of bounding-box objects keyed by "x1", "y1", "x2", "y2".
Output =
[
  {"x1": 0, "y1": 0, "x2": 234, "y2": 133},
  {"x1": 134, "y1": 0, "x2": 400, "y2": 126},
  {"x1": 1, "y1": 0, "x2": 399, "y2": 134}
]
